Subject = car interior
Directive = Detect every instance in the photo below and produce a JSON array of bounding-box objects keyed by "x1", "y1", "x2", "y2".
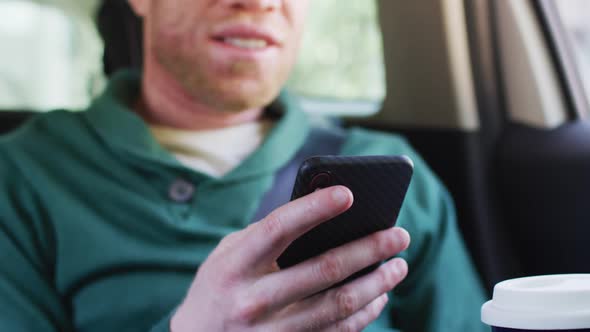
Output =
[{"x1": 2, "y1": 0, "x2": 590, "y2": 295}]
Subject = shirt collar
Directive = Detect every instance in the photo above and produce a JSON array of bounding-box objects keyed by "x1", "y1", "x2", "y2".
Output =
[{"x1": 83, "y1": 69, "x2": 310, "y2": 180}]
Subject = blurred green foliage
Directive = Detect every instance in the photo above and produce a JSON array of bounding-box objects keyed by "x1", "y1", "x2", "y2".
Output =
[{"x1": 287, "y1": 0, "x2": 386, "y2": 101}]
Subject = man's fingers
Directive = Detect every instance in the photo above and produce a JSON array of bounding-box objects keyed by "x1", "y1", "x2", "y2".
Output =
[
  {"x1": 322, "y1": 293, "x2": 389, "y2": 332},
  {"x1": 277, "y1": 258, "x2": 408, "y2": 331},
  {"x1": 241, "y1": 186, "x2": 353, "y2": 268},
  {"x1": 253, "y1": 227, "x2": 410, "y2": 309}
]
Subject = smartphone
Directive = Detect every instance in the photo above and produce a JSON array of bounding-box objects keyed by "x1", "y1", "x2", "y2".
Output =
[{"x1": 276, "y1": 155, "x2": 414, "y2": 282}]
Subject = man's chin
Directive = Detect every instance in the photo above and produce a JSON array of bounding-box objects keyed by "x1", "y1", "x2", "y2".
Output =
[{"x1": 209, "y1": 87, "x2": 280, "y2": 113}]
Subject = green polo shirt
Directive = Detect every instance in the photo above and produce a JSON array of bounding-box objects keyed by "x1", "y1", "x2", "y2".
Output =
[{"x1": 0, "y1": 70, "x2": 487, "y2": 332}]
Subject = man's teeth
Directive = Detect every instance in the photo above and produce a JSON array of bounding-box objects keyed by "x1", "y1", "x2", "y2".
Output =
[{"x1": 223, "y1": 38, "x2": 268, "y2": 49}]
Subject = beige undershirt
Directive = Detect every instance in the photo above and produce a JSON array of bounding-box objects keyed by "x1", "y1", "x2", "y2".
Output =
[{"x1": 150, "y1": 120, "x2": 274, "y2": 178}]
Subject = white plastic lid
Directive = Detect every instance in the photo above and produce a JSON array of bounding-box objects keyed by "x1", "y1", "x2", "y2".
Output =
[{"x1": 481, "y1": 274, "x2": 590, "y2": 330}]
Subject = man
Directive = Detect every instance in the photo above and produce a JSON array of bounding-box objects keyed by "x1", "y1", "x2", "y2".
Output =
[{"x1": 0, "y1": 0, "x2": 487, "y2": 331}]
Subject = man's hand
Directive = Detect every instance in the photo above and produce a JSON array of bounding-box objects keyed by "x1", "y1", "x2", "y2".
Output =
[{"x1": 171, "y1": 186, "x2": 411, "y2": 332}]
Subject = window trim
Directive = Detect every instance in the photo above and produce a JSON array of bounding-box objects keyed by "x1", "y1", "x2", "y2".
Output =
[
  {"x1": 533, "y1": 0, "x2": 590, "y2": 120},
  {"x1": 297, "y1": 96, "x2": 382, "y2": 117}
]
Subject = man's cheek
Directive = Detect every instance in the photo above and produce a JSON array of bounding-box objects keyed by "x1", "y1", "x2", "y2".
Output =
[
  {"x1": 151, "y1": 0, "x2": 194, "y2": 27},
  {"x1": 152, "y1": 28, "x2": 203, "y2": 70},
  {"x1": 153, "y1": 25, "x2": 191, "y2": 54}
]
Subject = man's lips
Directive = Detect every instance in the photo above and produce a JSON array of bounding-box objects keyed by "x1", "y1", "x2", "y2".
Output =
[{"x1": 210, "y1": 25, "x2": 282, "y2": 51}]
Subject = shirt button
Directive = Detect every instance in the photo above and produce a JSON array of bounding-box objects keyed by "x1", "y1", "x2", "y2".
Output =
[{"x1": 169, "y1": 178, "x2": 195, "y2": 203}]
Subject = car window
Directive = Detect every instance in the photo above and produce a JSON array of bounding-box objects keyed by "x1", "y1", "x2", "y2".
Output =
[
  {"x1": 0, "y1": 1, "x2": 104, "y2": 112},
  {"x1": 552, "y1": 0, "x2": 590, "y2": 106},
  {"x1": 287, "y1": 0, "x2": 386, "y2": 115},
  {"x1": 0, "y1": 0, "x2": 385, "y2": 115}
]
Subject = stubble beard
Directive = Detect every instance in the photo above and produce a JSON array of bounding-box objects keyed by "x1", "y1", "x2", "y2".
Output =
[{"x1": 154, "y1": 45, "x2": 290, "y2": 113}]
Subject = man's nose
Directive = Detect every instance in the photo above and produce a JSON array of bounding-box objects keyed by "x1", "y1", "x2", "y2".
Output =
[{"x1": 221, "y1": 0, "x2": 281, "y2": 12}]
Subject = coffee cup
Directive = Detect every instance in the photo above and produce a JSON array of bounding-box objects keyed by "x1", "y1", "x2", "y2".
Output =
[{"x1": 481, "y1": 274, "x2": 590, "y2": 331}]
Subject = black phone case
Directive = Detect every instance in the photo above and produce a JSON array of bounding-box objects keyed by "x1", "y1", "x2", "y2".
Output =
[{"x1": 277, "y1": 155, "x2": 414, "y2": 281}]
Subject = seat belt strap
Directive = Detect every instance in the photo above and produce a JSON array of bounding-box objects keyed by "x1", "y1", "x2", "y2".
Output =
[{"x1": 251, "y1": 127, "x2": 346, "y2": 223}]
